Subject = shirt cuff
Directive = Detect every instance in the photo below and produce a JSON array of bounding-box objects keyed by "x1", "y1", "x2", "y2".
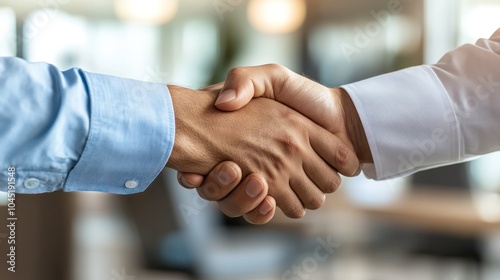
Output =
[
  {"x1": 342, "y1": 65, "x2": 460, "y2": 180},
  {"x1": 64, "y1": 72, "x2": 174, "y2": 194}
]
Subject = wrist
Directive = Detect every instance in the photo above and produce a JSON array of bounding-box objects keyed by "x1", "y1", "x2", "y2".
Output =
[
  {"x1": 166, "y1": 85, "x2": 189, "y2": 171},
  {"x1": 334, "y1": 88, "x2": 373, "y2": 164},
  {"x1": 166, "y1": 85, "x2": 216, "y2": 173}
]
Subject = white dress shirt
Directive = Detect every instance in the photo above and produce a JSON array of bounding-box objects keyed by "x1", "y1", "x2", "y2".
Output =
[{"x1": 343, "y1": 28, "x2": 500, "y2": 180}]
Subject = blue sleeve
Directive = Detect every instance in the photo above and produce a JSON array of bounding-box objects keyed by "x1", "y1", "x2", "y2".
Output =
[{"x1": 0, "y1": 57, "x2": 175, "y2": 194}]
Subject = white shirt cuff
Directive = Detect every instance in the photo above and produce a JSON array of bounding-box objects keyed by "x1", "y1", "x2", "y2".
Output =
[{"x1": 342, "y1": 66, "x2": 460, "y2": 180}]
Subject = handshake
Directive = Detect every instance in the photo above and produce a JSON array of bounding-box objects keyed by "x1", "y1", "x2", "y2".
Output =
[{"x1": 166, "y1": 64, "x2": 373, "y2": 224}]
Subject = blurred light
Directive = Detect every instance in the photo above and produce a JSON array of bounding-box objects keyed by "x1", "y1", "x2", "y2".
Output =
[
  {"x1": 469, "y1": 152, "x2": 500, "y2": 223},
  {"x1": 24, "y1": 11, "x2": 88, "y2": 65},
  {"x1": 343, "y1": 176, "x2": 409, "y2": 207},
  {"x1": 0, "y1": 8, "x2": 16, "y2": 57},
  {"x1": 460, "y1": 3, "x2": 500, "y2": 43},
  {"x1": 114, "y1": 0, "x2": 178, "y2": 25},
  {"x1": 473, "y1": 192, "x2": 500, "y2": 223},
  {"x1": 247, "y1": 0, "x2": 306, "y2": 34},
  {"x1": 385, "y1": 16, "x2": 421, "y2": 54}
]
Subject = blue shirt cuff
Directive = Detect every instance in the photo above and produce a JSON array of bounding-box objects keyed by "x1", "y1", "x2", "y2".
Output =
[{"x1": 64, "y1": 72, "x2": 174, "y2": 194}]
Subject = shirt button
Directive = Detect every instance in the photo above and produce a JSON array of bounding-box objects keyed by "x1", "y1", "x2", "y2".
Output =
[
  {"x1": 125, "y1": 180, "x2": 139, "y2": 189},
  {"x1": 24, "y1": 178, "x2": 40, "y2": 189}
]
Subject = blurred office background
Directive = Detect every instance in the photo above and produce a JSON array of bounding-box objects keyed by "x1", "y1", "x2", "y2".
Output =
[{"x1": 0, "y1": 0, "x2": 500, "y2": 279}]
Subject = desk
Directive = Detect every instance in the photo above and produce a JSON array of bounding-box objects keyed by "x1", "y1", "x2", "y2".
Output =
[{"x1": 270, "y1": 186, "x2": 500, "y2": 236}]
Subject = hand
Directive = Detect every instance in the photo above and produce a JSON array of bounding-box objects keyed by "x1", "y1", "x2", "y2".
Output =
[
  {"x1": 166, "y1": 85, "x2": 359, "y2": 218},
  {"x1": 178, "y1": 64, "x2": 372, "y2": 223},
  {"x1": 214, "y1": 64, "x2": 371, "y2": 161},
  {"x1": 177, "y1": 161, "x2": 277, "y2": 224}
]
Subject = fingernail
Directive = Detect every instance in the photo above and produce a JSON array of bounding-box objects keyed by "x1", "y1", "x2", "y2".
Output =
[
  {"x1": 245, "y1": 177, "x2": 263, "y2": 198},
  {"x1": 217, "y1": 165, "x2": 236, "y2": 186},
  {"x1": 180, "y1": 177, "x2": 195, "y2": 188},
  {"x1": 259, "y1": 200, "x2": 273, "y2": 215},
  {"x1": 215, "y1": 90, "x2": 236, "y2": 105}
]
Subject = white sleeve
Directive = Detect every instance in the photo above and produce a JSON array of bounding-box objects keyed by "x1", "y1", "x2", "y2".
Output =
[{"x1": 341, "y1": 28, "x2": 500, "y2": 180}]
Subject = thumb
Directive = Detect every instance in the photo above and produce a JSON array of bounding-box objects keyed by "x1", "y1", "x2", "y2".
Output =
[{"x1": 214, "y1": 67, "x2": 269, "y2": 111}]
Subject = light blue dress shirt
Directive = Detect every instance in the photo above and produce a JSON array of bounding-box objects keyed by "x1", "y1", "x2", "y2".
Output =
[{"x1": 0, "y1": 57, "x2": 175, "y2": 194}]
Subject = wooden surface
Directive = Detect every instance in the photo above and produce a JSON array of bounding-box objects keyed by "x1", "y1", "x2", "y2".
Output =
[
  {"x1": 0, "y1": 192, "x2": 74, "y2": 280},
  {"x1": 269, "y1": 186, "x2": 500, "y2": 236}
]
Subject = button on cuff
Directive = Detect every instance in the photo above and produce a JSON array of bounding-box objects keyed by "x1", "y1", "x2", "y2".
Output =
[
  {"x1": 24, "y1": 178, "x2": 40, "y2": 189},
  {"x1": 125, "y1": 180, "x2": 139, "y2": 189}
]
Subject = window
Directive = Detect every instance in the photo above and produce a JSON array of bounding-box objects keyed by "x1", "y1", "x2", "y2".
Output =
[
  {"x1": 0, "y1": 7, "x2": 16, "y2": 57},
  {"x1": 0, "y1": 8, "x2": 15, "y2": 205}
]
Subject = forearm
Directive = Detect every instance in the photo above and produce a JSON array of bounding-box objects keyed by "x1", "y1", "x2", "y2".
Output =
[{"x1": 431, "y1": 29, "x2": 500, "y2": 158}]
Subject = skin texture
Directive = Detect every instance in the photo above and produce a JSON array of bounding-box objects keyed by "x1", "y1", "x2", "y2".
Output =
[
  {"x1": 166, "y1": 85, "x2": 359, "y2": 218},
  {"x1": 177, "y1": 161, "x2": 277, "y2": 224},
  {"x1": 177, "y1": 64, "x2": 372, "y2": 224}
]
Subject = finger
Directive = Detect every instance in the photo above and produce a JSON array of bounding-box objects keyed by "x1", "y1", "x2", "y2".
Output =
[
  {"x1": 243, "y1": 196, "x2": 276, "y2": 225},
  {"x1": 217, "y1": 173, "x2": 268, "y2": 218},
  {"x1": 215, "y1": 65, "x2": 282, "y2": 111},
  {"x1": 270, "y1": 182, "x2": 306, "y2": 219},
  {"x1": 303, "y1": 154, "x2": 342, "y2": 194},
  {"x1": 199, "y1": 81, "x2": 224, "y2": 92},
  {"x1": 354, "y1": 164, "x2": 363, "y2": 176},
  {"x1": 308, "y1": 124, "x2": 360, "y2": 177},
  {"x1": 289, "y1": 174, "x2": 326, "y2": 210},
  {"x1": 214, "y1": 69, "x2": 257, "y2": 111},
  {"x1": 177, "y1": 172, "x2": 205, "y2": 189},
  {"x1": 213, "y1": 64, "x2": 339, "y2": 136},
  {"x1": 196, "y1": 161, "x2": 243, "y2": 201}
]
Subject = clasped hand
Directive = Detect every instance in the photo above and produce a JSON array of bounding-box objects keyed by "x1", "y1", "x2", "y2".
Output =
[{"x1": 167, "y1": 64, "x2": 371, "y2": 224}]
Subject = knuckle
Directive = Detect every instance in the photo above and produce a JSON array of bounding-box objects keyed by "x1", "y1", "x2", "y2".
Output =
[
  {"x1": 283, "y1": 110, "x2": 303, "y2": 126},
  {"x1": 270, "y1": 157, "x2": 286, "y2": 173},
  {"x1": 332, "y1": 176, "x2": 342, "y2": 192},
  {"x1": 219, "y1": 200, "x2": 245, "y2": 218},
  {"x1": 243, "y1": 214, "x2": 262, "y2": 225},
  {"x1": 345, "y1": 162, "x2": 362, "y2": 177},
  {"x1": 200, "y1": 183, "x2": 220, "y2": 200},
  {"x1": 222, "y1": 206, "x2": 244, "y2": 218},
  {"x1": 227, "y1": 67, "x2": 247, "y2": 79},
  {"x1": 324, "y1": 174, "x2": 342, "y2": 193},
  {"x1": 220, "y1": 194, "x2": 254, "y2": 218},
  {"x1": 278, "y1": 132, "x2": 302, "y2": 154},
  {"x1": 222, "y1": 211, "x2": 240, "y2": 219},
  {"x1": 196, "y1": 187, "x2": 208, "y2": 200},
  {"x1": 266, "y1": 63, "x2": 287, "y2": 73},
  {"x1": 335, "y1": 144, "x2": 351, "y2": 166},
  {"x1": 177, "y1": 173, "x2": 185, "y2": 186},
  {"x1": 306, "y1": 195, "x2": 325, "y2": 210},
  {"x1": 284, "y1": 205, "x2": 305, "y2": 219}
]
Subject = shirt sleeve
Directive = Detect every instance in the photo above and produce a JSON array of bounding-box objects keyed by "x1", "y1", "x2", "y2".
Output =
[
  {"x1": 0, "y1": 57, "x2": 175, "y2": 194},
  {"x1": 342, "y1": 28, "x2": 500, "y2": 180}
]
